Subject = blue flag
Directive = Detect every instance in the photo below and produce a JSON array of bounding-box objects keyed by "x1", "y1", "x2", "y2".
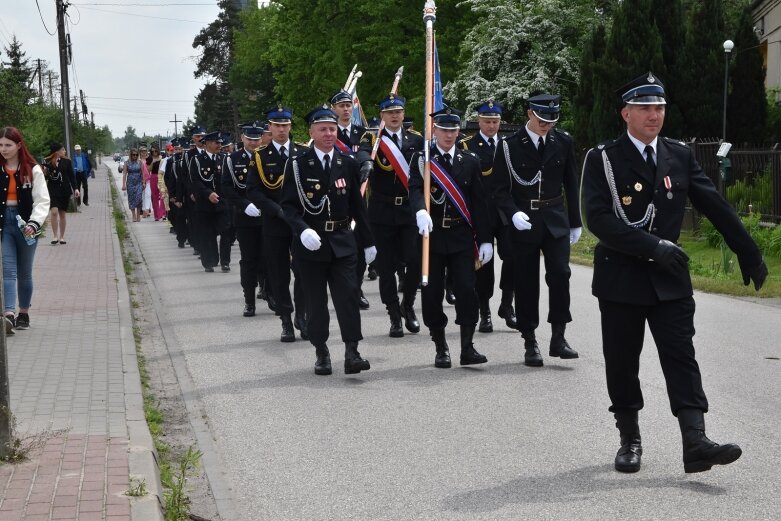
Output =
[{"x1": 433, "y1": 40, "x2": 444, "y2": 111}]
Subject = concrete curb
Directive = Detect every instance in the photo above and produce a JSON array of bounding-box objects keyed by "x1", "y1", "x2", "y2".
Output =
[{"x1": 106, "y1": 165, "x2": 166, "y2": 521}]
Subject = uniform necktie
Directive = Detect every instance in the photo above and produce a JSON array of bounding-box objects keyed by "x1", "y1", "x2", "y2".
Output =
[
  {"x1": 323, "y1": 154, "x2": 331, "y2": 176},
  {"x1": 488, "y1": 137, "x2": 495, "y2": 150},
  {"x1": 280, "y1": 145, "x2": 287, "y2": 162},
  {"x1": 537, "y1": 136, "x2": 545, "y2": 157},
  {"x1": 392, "y1": 133, "x2": 400, "y2": 148},
  {"x1": 341, "y1": 128, "x2": 350, "y2": 144},
  {"x1": 443, "y1": 153, "x2": 452, "y2": 170},
  {"x1": 645, "y1": 145, "x2": 656, "y2": 174}
]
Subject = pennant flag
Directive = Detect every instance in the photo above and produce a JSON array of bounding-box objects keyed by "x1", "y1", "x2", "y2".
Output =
[
  {"x1": 352, "y1": 90, "x2": 368, "y2": 127},
  {"x1": 433, "y1": 35, "x2": 444, "y2": 112}
]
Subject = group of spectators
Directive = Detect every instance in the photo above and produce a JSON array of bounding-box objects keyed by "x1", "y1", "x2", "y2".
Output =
[{"x1": 121, "y1": 143, "x2": 167, "y2": 222}]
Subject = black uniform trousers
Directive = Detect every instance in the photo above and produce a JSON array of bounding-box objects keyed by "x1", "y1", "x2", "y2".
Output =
[
  {"x1": 76, "y1": 173, "x2": 89, "y2": 204},
  {"x1": 235, "y1": 226, "x2": 264, "y2": 303},
  {"x1": 297, "y1": 251, "x2": 362, "y2": 346},
  {"x1": 374, "y1": 222, "x2": 421, "y2": 306},
  {"x1": 476, "y1": 223, "x2": 513, "y2": 303},
  {"x1": 219, "y1": 226, "x2": 234, "y2": 267},
  {"x1": 599, "y1": 296, "x2": 708, "y2": 415},
  {"x1": 512, "y1": 227, "x2": 571, "y2": 332},
  {"x1": 264, "y1": 233, "x2": 305, "y2": 317},
  {"x1": 194, "y1": 211, "x2": 218, "y2": 269},
  {"x1": 185, "y1": 200, "x2": 198, "y2": 252},
  {"x1": 171, "y1": 205, "x2": 188, "y2": 245},
  {"x1": 421, "y1": 247, "x2": 477, "y2": 330}
]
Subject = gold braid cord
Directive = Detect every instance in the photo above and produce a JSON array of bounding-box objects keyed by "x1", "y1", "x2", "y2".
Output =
[{"x1": 255, "y1": 150, "x2": 284, "y2": 190}]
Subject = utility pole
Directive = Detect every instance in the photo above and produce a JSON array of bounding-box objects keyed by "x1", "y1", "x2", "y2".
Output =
[
  {"x1": 169, "y1": 113, "x2": 181, "y2": 138},
  {"x1": 91, "y1": 111, "x2": 95, "y2": 129},
  {"x1": 73, "y1": 97, "x2": 80, "y2": 125},
  {"x1": 48, "y1": 71, "x2": 54, "y2": 107},
  {"x1": 37, "y1": 59, "x2": 44, "y2": 102},
  {"x1": 0, "y1": 248, "x2": 10, "y2": 459},
  {"x1": 56, "y1": 0, "x2": 73, "y2": 154}
]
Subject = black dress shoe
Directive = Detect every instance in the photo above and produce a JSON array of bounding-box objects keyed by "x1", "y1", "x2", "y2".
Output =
[
  {"x1": 280, "y1": 315, "x2": 295, "y2": 343},
  {"x1": 314, "y1": 344, "x2": 332, "y2": 375},
  {"x1": 204, "y1": 267, "x2": 214, "y2": 273},
  {"x1": 221, "y1": 265, "x2": 231, "y2": 273},
  {"x1": 344, "y1": 341, "x2": 370, "y2": 374},
  {"x1": 243, "y1": 305, "x2": 255, "y2": 317},
  {"x1": 294, "y1": 314, "x2": 309, "y2": 340},
  {"x1": 400, "y1": 299, "x2": 420, "y2": 333},
  {"x1": 178, "y1": 241, "x2": 185, "y2": 248},
  {"x1": 445, "y1": 289, "x2": 456, "y2": 305},
  {"x1": 497, "y1": 303, "x2": 518, "y2": 329},
  {"x1": 615, "y1": 436, "x2": 643, "y2": 473},
  {"x1": 359, "y1": 291, "x2": 370, "y2": 310},
  {"x1": 367, "y1": 265, "x2": 378, "y2": 280}
]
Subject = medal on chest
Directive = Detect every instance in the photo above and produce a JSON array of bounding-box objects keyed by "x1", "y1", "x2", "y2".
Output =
[{"x1": 664, "y1": 176, "x2": 673, "y2": 199}]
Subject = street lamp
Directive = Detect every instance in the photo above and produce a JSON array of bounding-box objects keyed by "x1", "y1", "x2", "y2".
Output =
[{"x1": 722, "y1": 39, "x2": 734, "y2": 141}]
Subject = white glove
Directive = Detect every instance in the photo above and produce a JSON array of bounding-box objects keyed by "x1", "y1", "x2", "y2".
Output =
[
  {"x1": 244, "y1": 203, "x2": 260, "y2": 217},
  {"x1": 512, "y1": 211, "x2": 532, "y2": 231},
  {"x1": 300, "y1": 229, "x2": 322, "y2": 251},
  {"x1": 416, "y1": 209, "x2": 433, "y2": 237},
  {"x1": 569, "y1": 227, "x2": 582, "y2": 245},
  {"x1": 364, "y1": 246, "x2": 377, "y2": 265},
  {"x1": 478, "y1": 243, "x2": 493, "y2": 264}
]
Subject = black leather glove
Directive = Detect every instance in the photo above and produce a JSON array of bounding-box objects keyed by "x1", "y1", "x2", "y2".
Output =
[
  {"x1": 359, "y1": 161, "x2": 373, "y2": 183},
  {"x1": 651, "y1": 239, "x2": 689, "y2": 273},
  {"x1": 740, "y1": 260, "x2": 768, "y2": 291}
]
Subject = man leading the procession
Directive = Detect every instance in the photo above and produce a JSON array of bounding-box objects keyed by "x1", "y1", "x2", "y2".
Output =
[
  {"x1": 280, "y1": 105, "x2": 375, "y2": 376},
  {"x1": 221, "y1": 123, "x2": 267, "y2": 319},
  {"x1": 459, "y1": 100, "x2": 517, "y2": 333},
  {"x1": 357, "y1": 94, "x2": 424, "y2": 338},
  {"x1": 409, "y1": 107, "x2": 492, "y2": 369},
  {"x1": 582, "y1": 72, "x2": 767, "y2": 474},
  {"x1": 331, "y1": 90, "x2": 372, "y2": 311},
  {"x1": 488, "y1": 94, "x2": 581, "y2": 367},
  {"x1": 247, "y1": 108, "x2": 309, "y2": 341}
]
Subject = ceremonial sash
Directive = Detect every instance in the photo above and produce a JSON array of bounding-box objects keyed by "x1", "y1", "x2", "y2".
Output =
[
  {"x1": 335, "y1": 139, "x2": 352, "y2": 155},
  {"x1": 378, "y1": 135, "x2": 410, "y2": 189},
  {"x1": 430, "y1": 157, "x2": 479, "y2": 261}
]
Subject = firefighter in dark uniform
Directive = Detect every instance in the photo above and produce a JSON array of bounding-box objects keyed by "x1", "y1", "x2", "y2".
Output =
[
  {"x1": 281, "y1": 106, "x2": 375, "y2": 375},
  {"x1": 459, "y1": 100, "x2": 517, "y2": 333},
  {"x1": 356, "y1": 94, "x2": 424, "y2": 338},
  {"x1": 247, "y1": 108, "x2": 309, "y2": 341},
  {"x1": 488, "y1": 94, "x2": 582, "y2": 367},
  {"x1": 164, "y1": 138, "x2": 188, "y2": 248},
  {"x1": 188, "y1": 131, "x2": 225, "y2": 272},
  {"x1": 180, "y1": 127, "x2": 207, "y2": 258},
  {"x1": 331, "y1": 89, "x2": 372, "y2": 310},
  {"x1": 221, "y1": 123, "x2": 266, "y2": 318},
  {"x1": 409, "y1": 107, "x2": 493, "y2": 368},
  {"x1": 582, "y1": 72, "x2": 768, "y2": 474},
  {"x1": 216, "y1": 133, "x2": 235, "y2": 272}
]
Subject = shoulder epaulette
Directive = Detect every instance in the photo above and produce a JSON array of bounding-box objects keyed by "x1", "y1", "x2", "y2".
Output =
[
  {"x1": 596, "y1": 138, "x2": 618, "y2": 151},
  {"x1": 294, "y1": 141, "x2": 309, "y2": 148},
  {"x1": 663, "y1": 136, "x2": 690, "y2": 148},
  {"x1": 257, "y1": 144, "x2": 269, "y2": 151},
  {"x1": 406, "y1": 129, "x2": 422, "y2": 137}
]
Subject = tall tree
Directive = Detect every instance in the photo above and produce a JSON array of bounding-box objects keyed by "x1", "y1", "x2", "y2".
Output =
[
  {"x1": 728, "y1": 7, "x2": 767, "y2": 144},
  {"x1": 652, "y1": 0, "x2": 685, "y2": 138},
  {"x1": 0, "y1": 36, "x2": 35, "y2": 125}
]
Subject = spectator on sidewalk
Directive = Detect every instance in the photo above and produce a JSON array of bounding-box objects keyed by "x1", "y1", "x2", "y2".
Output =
[
  {"x1": 0, "y1": 127, "x2": 51, "y2": 333},
  {"x1": 148, "y1": 143, "x2": 166, "y2": 221},
  {"x1": 43, "y1": 143, "x2": 78, "y2": 245},
  {"x1": 122, "y1": 148, "x2": 144, "y2": 222},
  {"x1": 72, "y1": 144, "x2": 92, "y2": 206}
]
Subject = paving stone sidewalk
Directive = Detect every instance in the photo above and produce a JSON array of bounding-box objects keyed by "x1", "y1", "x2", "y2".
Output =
[{"x1": 0, "y1": 165, "x2": 162, "y2": 520}]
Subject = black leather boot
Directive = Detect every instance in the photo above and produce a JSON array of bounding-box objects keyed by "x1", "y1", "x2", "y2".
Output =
[
  {"x1": 294, "y1": 313, "x2": 309, "y2": 340},
  {"x1": 280, "y1": 315, "x2": 295, "y2": 343},
  {"x1": 432, "y1": 328, "x2": 451, "y2": 368},
  {"x1": 549, "y1": 323, "x2": 579, "y2": 359},
  {"x1": 359, "y1": 289, "x2": 370, "y2": 310},
  {"x1": 460, "y1": 324, "x2": 487, "y2": 365},
  {"x1": 242, "y1": 290, "x2": 255, "y2": 317},
  {"x1": 267, "y1": 291, "x2": 278, "y2": 313},
  {"x1": 614, "y1": 411, "x2": 642, "y2": 473},
  {"x1": 522, "y1": 330, "x2": 543, "y2": 367},
  {"x1": 400, "y1": 297, "x2": 420, "y2": 333},
  {"x1": 314, "y1": 344, "x2": 332, "y2": 375},
  {"x1": 678, "y1": 408, "x2": 742, "y2": 473},
  {"x1": 445, "y1": 288, "x2": 456, "y2": 305},
  {"x1": 497, "y1": 291, "x2": 517, "y2": 329},
  {"x1": 478, "y1": 301, "x2": 493, "y2": 333},
  {"x1": 344, "y1": 341, "x2": 370, "y2": 374},
  {"x1": 387, "y1": 301, "x2": 404, "y2": 338}
]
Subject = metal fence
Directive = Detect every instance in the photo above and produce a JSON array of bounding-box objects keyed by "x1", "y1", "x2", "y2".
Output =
[{"x1": 691, "y1": 139, "x2": 781, "y2": 223}]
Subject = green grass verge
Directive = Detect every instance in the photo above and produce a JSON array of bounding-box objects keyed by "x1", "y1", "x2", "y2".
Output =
[{"x1": 570, "y1": 229, "x2": 781, "y2": 298}]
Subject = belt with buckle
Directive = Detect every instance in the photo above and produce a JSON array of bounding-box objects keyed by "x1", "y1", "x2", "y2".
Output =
[
  {"x1": 440, "y1": 216, "x2": 464, "y2": 228},
  {"x1": 309, "y1": 217, "x2": 350, "y2": 232},
  {"x1": 372, "y1": 192, "x2": 408, "y2": 206},
  {"x1": 527, "y1": 194, "x2": 564, "y2": 210}
]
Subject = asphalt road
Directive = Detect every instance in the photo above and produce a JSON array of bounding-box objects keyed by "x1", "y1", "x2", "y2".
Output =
[{"x1": 110, "y1": 162, "x2": 781, "y2": 520}]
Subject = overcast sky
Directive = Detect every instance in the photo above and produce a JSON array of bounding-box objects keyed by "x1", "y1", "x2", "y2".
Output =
[{"x1": 0, "y1": 0, "x2": 228, "y2": 138}]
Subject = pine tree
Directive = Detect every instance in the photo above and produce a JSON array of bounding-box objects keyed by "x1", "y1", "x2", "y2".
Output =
[
  {"x1": 727, "y1": 7, "x2": 767, "y2": 145},
  {"x1": 652, "y1": 0, "x2": 685, "y2": 138}
]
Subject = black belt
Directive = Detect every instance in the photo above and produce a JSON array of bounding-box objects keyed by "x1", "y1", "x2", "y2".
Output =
[
  {"x1": 371, "y1": 192, "x2": 408, "y2": 206},
  {"x1": 437, "y1": 216, "x2": 464, "y2": 228},
  {"x1": 525, "y1": 194, "x2": 564, "y2": 210},
  {"x1": 307, "y1": 217, "x2": 350, "y2": 232}
]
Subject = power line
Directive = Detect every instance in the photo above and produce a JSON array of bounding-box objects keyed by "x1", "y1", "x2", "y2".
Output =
[
  {"x1": 35, "y1": 0, "x2": 57, "y2": 36},
  {"x1": 75, "y1": 5, "x2": 210, "y2": 23},
  {"x1": 73, "y1": 2, "x2": 218, "y2": 5},
  {"x1": 89, "y1": 95, "x2": 194, "y2": 103}
]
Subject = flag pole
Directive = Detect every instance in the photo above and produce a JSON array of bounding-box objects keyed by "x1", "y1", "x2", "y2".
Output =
[{"x1": 421, "y1": 0, "x2": 436, "y2": 286}]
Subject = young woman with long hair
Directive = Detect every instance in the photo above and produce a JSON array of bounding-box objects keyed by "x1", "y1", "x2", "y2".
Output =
[
  {"x1": 0, "y1": 127, "x2": 51, "y2": 333},
  {"x1": 43, "y1": 143, "x2": 78, "y2": 244}
]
